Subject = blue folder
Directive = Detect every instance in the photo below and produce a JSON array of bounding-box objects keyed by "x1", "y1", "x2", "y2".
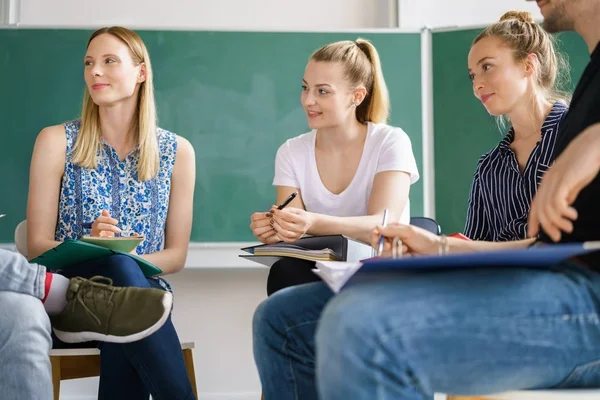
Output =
[{"x1": 360, "y1": 242, "x2": 600, "y2": 272}]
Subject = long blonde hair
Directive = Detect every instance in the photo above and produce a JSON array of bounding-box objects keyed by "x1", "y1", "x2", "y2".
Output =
[
  {"x1": 311, "y1": 38, "x2": 390, "y2": 124},
  {"x1": 474, "y1": 11, "x2": 571, "y2": 106},
  {"x1": 72, "y1": 26, "x2": 159, "y2": 181}
]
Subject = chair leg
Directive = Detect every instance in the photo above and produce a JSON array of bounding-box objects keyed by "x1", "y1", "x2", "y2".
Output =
[
  {"x1": 50, "y1": 356, "x2": 61, "y2": 400},
  {"x1": 182, "y1": 348, "x2": 198, "y2": 399}
]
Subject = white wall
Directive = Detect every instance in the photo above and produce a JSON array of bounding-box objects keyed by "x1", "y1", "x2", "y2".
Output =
[
  {"x1": 14, "y1": 0, "x2": 544, "y2": 30},
  {"x1": 399, "y1": 0, "x2": 543, "y2": 29},
  {"x1": 16, "y1": 0, "x2": 392, "y2": 29}
]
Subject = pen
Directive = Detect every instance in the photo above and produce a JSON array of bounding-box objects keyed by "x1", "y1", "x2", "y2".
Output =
[
  {"x1": 377, "y1": 209, "x2": 389, "y2": 256},
  {"x1": 277, "y1": 191, "x2": 298, "y2": 210}
]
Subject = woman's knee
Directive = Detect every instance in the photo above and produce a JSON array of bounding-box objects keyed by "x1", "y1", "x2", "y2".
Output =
[{"x1": 99, "y1": 255, "x2": 148, "y2": 287}]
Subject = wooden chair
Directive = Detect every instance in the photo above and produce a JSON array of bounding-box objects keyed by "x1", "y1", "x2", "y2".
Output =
[
  {"x1": 15, "y1": 220, "x2": 198, "y2": 399},
  {"x1": 49, "y1": 342, "x2": 197, "y2": 400}
]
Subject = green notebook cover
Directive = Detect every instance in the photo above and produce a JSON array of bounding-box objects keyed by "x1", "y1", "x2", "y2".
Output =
[{"x1": 30, "y1": 239, "x2": 163, "y2": 277}]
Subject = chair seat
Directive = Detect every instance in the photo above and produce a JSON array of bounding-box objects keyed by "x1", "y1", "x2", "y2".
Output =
[
  {"x1": 49, "y1": 341, "x2": 195, "y2": 357},
  {"x1": 477, "y1": 389, "x2": 600, "y2": 399}
]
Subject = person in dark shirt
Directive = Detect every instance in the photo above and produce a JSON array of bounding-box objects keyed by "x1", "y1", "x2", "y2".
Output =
[
  {"x1": 252, "y1": 2, "x2": 600, "y2": 400},
  {"x1": 528, "y1": 0, "x2": 600, "y2": 246}
]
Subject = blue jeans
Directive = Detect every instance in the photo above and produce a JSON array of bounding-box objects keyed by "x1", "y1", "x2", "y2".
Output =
[
  {"x1": 54, "y1": 254, "x2": 195, "y2": 400},
  {"x1": 253, "y1": 263, "x2": 600, "y2": 400},
  {"x1": 0, "y1": 249, "x2": 52, "y2": 400}
]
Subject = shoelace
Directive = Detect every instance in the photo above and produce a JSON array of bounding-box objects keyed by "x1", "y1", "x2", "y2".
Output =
[{"x1": 71, "y1": 276, "x2": 117, "y2": 327}]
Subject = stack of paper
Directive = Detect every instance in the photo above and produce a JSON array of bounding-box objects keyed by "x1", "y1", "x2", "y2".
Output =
[
  {"x1": 240, "y1": 235, "x2": 374, "y2": 268},
  {"x1": 313, "y1": 261, "x2": 363, "y2": 293},
  {"x1": 254, "y1": 244, "x2": 341, "y2": 262}
]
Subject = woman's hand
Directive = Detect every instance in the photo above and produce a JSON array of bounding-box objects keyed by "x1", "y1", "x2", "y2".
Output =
[
  {"x1": 371, "y1": 222, "x2": 441, "y2": 257},
  {"x1": 90, "y1": 210, "x2": 121, "y2": 237},
  {"x1": 250, "y1": 211, "x2": 280, "y2": 244},
  {"x1": 271, "y1": 207, "x2": 313, "y2": 243}
]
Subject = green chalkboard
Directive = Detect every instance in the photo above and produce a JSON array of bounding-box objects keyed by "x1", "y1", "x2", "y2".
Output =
[
  {"x1": 432, "y1": 29, "x2": 589, "y2": 234},
  {"x1": 0, "y1": 29, "x2": 422, "y2": 242}
]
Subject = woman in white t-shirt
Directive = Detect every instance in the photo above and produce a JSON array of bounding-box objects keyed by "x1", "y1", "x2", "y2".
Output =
[{"x1": 250, "y1": 38, "x2": 419, "y2": 294}]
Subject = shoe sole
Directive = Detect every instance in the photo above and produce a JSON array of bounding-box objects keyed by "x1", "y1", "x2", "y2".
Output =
[{"x1": 53, "y1": 291, "x2": 173, "y2": 344}]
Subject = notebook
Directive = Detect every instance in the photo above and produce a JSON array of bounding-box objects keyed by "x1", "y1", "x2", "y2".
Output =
[
  {"x1": 240, "y1": 235, "x2": 373, "y2": 267},
  {"x1": 313, "y1": 241, "x2": 600, "y2": 293},
  {"x1": 30, "y1": 239, "x2": 163, "y2": 277}
]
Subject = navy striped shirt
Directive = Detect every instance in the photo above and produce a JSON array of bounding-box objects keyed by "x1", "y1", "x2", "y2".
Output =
[{"x1": 464, "y1": 102, "x2": 568, "y2": 241}]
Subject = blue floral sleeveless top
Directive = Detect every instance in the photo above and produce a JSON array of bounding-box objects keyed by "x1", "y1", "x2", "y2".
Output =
[{"x1": 55, "y1": 120, "x2": 178, "y2": 289}]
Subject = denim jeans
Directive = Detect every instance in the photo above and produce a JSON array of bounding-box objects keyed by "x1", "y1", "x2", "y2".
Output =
[
  {"x1": 0, "y1": 249, "x2": 52, "y2": 400},
  {"x1": 253, "y1": 263, "x2": 600, "y2": 400},
  {"x1": 54, "y1": 254, "x2": 195, "y2": 400},
  {"x1": 0, "y1": 248, "x2": 46, "y2": 298}
]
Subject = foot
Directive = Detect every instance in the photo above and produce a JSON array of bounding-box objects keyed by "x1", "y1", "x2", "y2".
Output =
[{"x1": 51, "y1": 276, "x2": 172, "y2": 343}]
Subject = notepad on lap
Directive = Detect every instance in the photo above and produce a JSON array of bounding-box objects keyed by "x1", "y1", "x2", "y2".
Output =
[
  {"x1": 80, "y1": 235, "x2": 144, "y2": 253},
  {"x1": 31, "y1": 239, "x2": 162, "y2": 277},
  {"x1": 313, "y1": 242, "x2": 600, "y2": 293},
  {"x1": 240, "y1": 235, "x2": 373, "y2": 267}
]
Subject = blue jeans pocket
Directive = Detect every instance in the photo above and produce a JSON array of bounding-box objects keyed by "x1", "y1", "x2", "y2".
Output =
[{"x1": 555, "y1": 358, "x2": 600, "y2": 388}]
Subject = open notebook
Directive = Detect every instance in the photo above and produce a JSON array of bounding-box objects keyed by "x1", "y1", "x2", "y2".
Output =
[{"x1": 313, "y1": 241, "x2": 600, "y2": 293}]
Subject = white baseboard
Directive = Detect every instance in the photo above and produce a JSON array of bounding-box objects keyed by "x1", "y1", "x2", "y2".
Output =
[
  {"x1": 0, "y1": 242, "x2": 268, "y2": 270},
  {"x1": 61, "y1": 393, "x2": 262, "y2": 400},
  {"x1": 199, "y1": 394, "x2": 262, "y2": 400}
]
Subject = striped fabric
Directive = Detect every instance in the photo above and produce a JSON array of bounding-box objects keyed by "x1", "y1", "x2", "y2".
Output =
[{"x1": 464, "y1": 102, "x2": 568, "y2": 241}]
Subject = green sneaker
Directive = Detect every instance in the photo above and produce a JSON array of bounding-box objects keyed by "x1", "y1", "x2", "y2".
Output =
[{"x1": 51, "y1": 276, "x2": 173, "y2": 344}]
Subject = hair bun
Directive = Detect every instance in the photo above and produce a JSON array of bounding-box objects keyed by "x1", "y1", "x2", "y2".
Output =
[{"x1": 499, "y1": 10, "x2": 536, "y2": 24}]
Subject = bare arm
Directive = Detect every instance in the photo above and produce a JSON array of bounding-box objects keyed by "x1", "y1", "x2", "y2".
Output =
[
  {"x1": 139, "y1": 136, "x2": 196, "y2": 274},
  {"x1": 308, "y1": 171, "x2": 411, "y2": 243},
  {"x1": 272, "y1": 171, "x2": 411, "y2": 244},
  {"x1": 373, "y1": 223, "x2": 534, "y2": 257},
  {"x1": 448, "y1": 237, "x2": 534, "y2": 253},
  {"x1": 26, "y1": 125, "x2": 67, "y2": 259}
]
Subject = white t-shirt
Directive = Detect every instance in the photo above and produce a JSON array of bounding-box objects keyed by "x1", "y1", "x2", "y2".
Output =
[{"x1": 273, "y1": 122, "x2": 419, "y2": 224}]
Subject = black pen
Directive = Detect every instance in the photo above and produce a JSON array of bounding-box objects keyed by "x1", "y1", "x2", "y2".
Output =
[{"x1": 277, "y1": 191, "x2": 298, "y2": 210}]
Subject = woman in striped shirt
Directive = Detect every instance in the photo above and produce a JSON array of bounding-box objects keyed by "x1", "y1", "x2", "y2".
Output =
[
  {"x1": 463, "y1": 10, "x2": 570, "y2": 245},
  {"x1": 388, "y1": 10, "x2": 571, "y2": 255}
]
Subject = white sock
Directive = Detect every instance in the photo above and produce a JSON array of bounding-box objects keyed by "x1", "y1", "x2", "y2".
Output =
[{"x1": 43, "y1": 273, "x2": 70, "y2": 315}]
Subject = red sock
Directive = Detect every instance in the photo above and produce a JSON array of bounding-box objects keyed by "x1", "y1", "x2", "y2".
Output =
[{"x1": 42, "y1": 272, "x2": 53, "y2": 302}]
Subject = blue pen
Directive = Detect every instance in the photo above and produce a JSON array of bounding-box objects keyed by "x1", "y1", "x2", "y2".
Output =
[{"x1": 377, "y1": 209, "x2": 389, "y2": 256}]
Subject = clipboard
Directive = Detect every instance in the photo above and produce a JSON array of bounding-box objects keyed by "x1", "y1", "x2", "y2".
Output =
[{"x1": 31, "y1": 239, "x2": 163, "y2": 277}]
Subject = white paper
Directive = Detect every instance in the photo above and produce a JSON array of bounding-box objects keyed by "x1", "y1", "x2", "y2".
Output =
[{"x1": 312, "y1": 261, "x2": 363, "y2": 293}]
